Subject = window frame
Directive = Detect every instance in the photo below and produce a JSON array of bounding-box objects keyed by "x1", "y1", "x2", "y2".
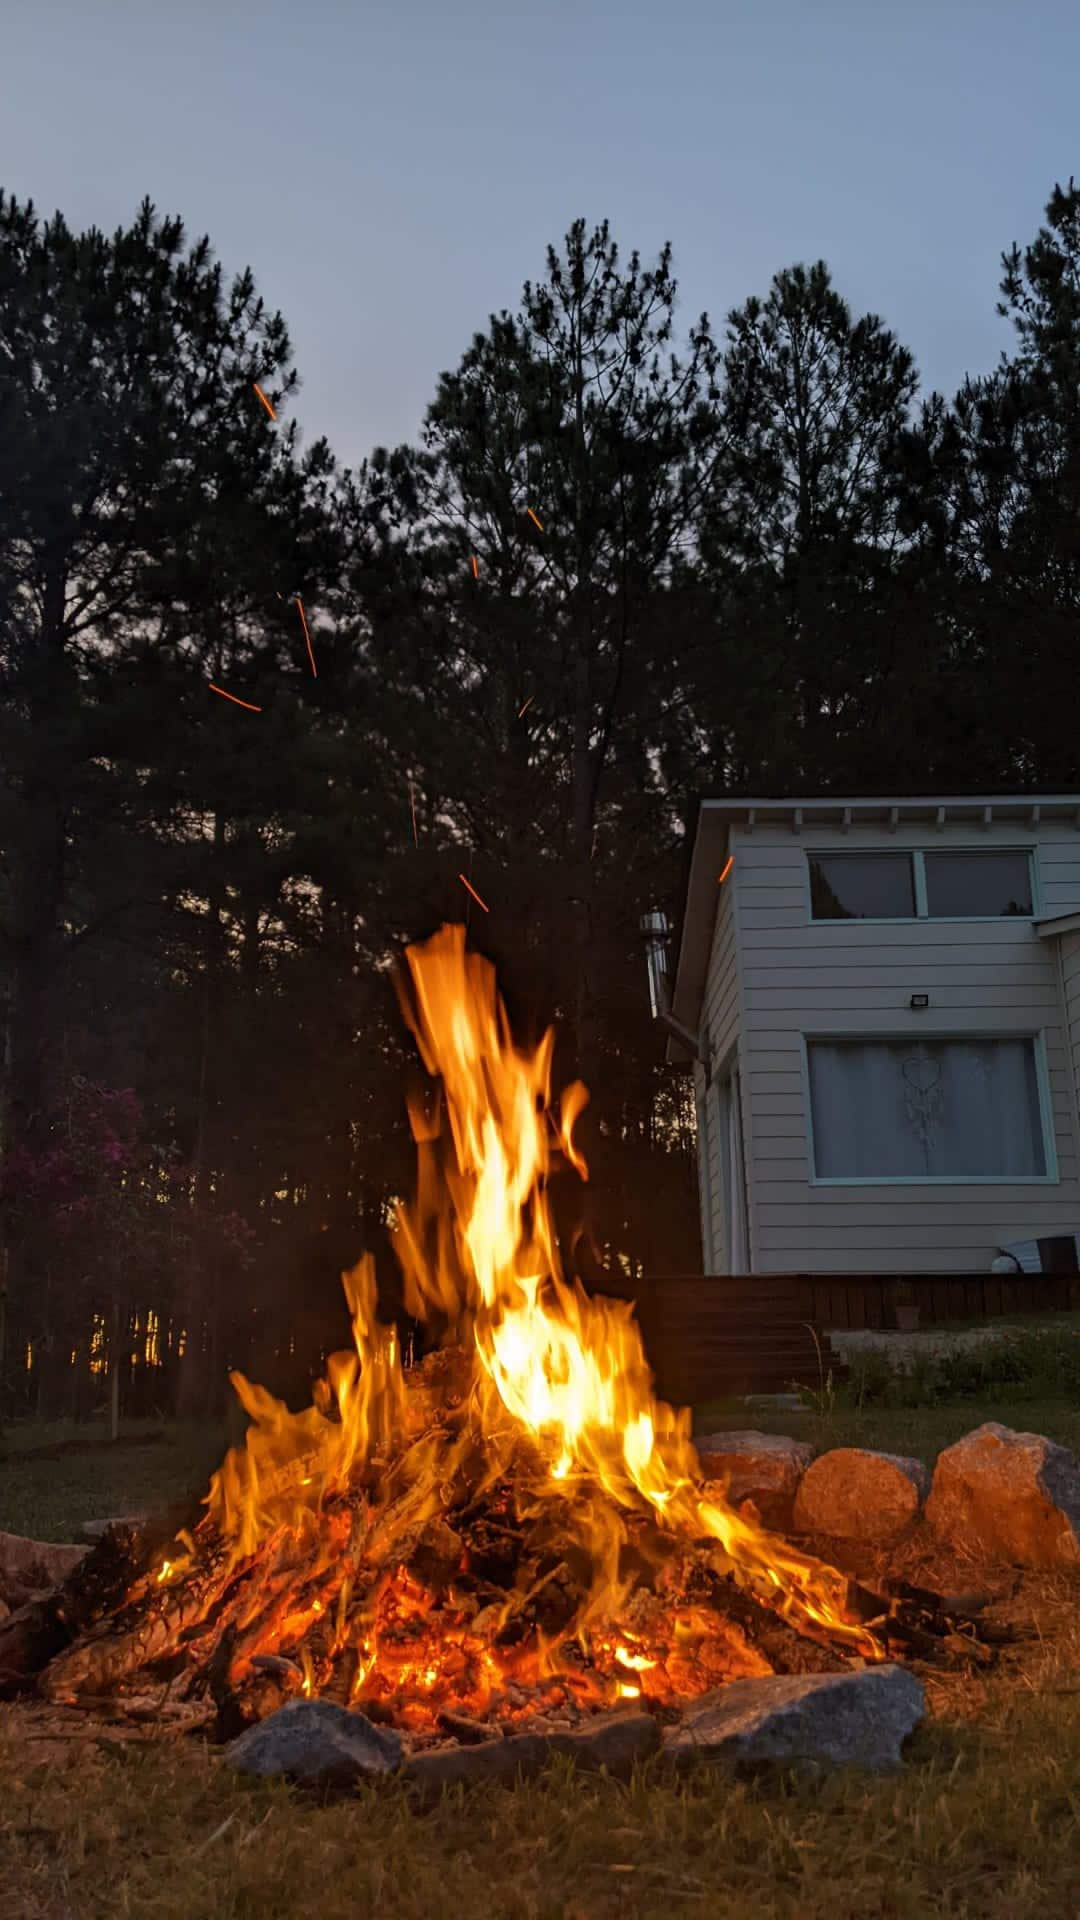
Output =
[
  {"x1": 805, "y1": 847, "x2": 1038, "y2": 925},
  {"x1": 799, "y1": 1029, "x2": 1058, "y2": 1187}
]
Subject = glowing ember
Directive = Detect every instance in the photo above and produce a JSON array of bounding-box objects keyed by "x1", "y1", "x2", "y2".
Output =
[
  {"x1": 457, "y1": 874, "x2": 490, "y2": 914},
  {"x1": 209, "y1": 682, "x2": 262, "y2": 712},
  {"x1": 295, "y1": 596, "x2": 317, "y2": 678},
  {"x1": 39, "y1": 925, "x2": 881, "y2": 1732}
]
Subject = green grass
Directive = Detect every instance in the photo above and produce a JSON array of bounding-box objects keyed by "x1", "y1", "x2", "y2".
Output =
[
  {"x1": 692, "y1": 1398, "x2": 1080, "y2": 1462},
  {"x1": 4, "y1": 1395, "x2": 1080, "y2": 1914},
  {"x1": 3, "y1": 1687, "x2": 1080, "y2": 1919},
  {"x1": 0, "y1": 1419, "x2": 227, "y2": 1542},
  {"x1": 846, "y1": 1309, "x2": 1080, "y2": 1340}
]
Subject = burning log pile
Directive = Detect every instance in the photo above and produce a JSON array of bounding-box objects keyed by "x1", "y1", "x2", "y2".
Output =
[{"x1": 0, "y1": 928, "x2": 1002, "y2": 1753}]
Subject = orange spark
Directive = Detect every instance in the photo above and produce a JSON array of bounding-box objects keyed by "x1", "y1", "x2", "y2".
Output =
[
  {"x1": 253, "y1": 383, "x2": 277, "y2": 421},
  {"x1": 718, "y1": 855, "x2": 734, "y2": 885},
  {"x1": 526, "y1": 508, "x2": 544, "y2": 532},
  {"x1": 209, "y1": 683, "x2": 262, "y2": 712},
  {"x1": 470, "y1": 555, "x2": 480, "y2": 579},
  {"x1": 295, "y1": 597, "x2": 317, "y2": 678},
  {"x1": 517, "y1": 695, "x2": 535, "y2": 719},
  {"x1": 458, "y1": 873, "x2": 490, "y2": 914}
]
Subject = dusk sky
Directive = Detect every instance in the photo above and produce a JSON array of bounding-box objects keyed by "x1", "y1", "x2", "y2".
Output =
[{"x1": 3, "y1": 1, "x2": 1077, "y2": 471}]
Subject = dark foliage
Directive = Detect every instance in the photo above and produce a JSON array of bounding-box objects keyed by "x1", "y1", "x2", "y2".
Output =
[{"x1": 1, "y1": 182, "x2": 1076, "y2": 1421}]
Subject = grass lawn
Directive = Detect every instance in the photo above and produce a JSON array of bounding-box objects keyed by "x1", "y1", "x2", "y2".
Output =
[
  {"x1": 0, "y1": 1419, "x2": 227, "y2": 1542},
  {"x1": 3, "y1": 1681, "x2": 1080, "y2": 1918},
  {"x1": 3, "y1": 1403, "x2": 1080, "y2": 1915},
  {"x1": 692, "y1": 1398, "x2": 1080, "y2": 1461}
]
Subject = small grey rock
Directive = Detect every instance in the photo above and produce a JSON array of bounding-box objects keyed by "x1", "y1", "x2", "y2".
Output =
[
  {"x1": 224, "y1": 1699, "x2": 403, "y2": 1787},
  {"x1": 664, "y1": 1665, "x2": 924, "y2": 1774},
  {"x1": 76, "y1": 1516, "x2": 147, "y2": 1545},
  {"x1": 403, "y1": 1709, "x2": 660, "y2": 1797}
]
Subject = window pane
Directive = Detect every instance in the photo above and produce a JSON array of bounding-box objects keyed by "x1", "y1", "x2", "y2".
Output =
[
  {"x1": 923, "y1": 851, "x2": 1032, "y2": 918},
  {"x1": 808, "y1": 853, "x2": 915, "y2": 920},
  {"x1": 808, "y1": 1039, "x2": 1046, "y2": 1178}
]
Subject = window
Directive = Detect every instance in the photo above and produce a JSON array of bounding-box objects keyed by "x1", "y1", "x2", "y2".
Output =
[
  {"x1": 808, "y1": 849, "x2": 1035, "y2": 921},
  {"x1": 806, "y1": 1037, "x2": 1050, "y2": 1181},
  {"x1": 923, "y1": 851, "x2": 1033, "y2": 919},
  {"x1": 808, "y1": 853, "x2": 915, "y2": 920}
]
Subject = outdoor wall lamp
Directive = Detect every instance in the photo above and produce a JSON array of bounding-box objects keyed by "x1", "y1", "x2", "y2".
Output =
[{"x1": 640, "y1": 910, "x2": 708, "y2": 1063}]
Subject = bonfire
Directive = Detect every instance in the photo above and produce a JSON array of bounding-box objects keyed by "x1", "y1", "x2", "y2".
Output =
[{"x1": 9, "y1": 924, "x2": 938, "y2": 1743}]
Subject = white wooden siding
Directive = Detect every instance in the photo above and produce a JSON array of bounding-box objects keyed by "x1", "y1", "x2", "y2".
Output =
[
  {"x1": 692, "y1": 1061, "x2": 713, "y2": 1274},
  {"x1": 718, "y1": 820, "x2": 1080, "y2": 1273},
  {"x1": 697, "y1": 873, "x2": 741, "y2": 1270},
  {"x1": 1058, "y1": 929, "x2": 1080, "y2": 1151}
]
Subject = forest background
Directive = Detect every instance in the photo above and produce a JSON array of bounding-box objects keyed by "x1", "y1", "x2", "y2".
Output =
[{"x1": 3, "y1": 179, "x2": 1079, "y2": 1420}]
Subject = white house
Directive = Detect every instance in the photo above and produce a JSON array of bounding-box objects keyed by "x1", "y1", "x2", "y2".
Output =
[{"x1": 665, "y1": 794, "x2": 1080, "y2": 1276}]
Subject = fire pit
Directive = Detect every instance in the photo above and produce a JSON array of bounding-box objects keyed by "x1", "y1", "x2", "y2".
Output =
[{"x1": 0, "y1": 928, "x2": 988, "y2": 1764}]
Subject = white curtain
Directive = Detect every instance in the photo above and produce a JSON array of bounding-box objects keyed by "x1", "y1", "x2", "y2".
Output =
[
  {"x1": 808, "y1": 1039, "x2": 1046, "y2": 1179},
  {"x1": 727, "y1": 1068, "x2": 750, "y2": 1268}
]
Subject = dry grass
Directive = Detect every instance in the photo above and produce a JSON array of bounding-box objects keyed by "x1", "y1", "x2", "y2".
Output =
[
  {"x1": 3, "y1": 1681, "x2": 1080, "y2": 1920},
  {"x1": 4, "y1": 1415, "x2": 1080, "y2": 1915},
  {"x1": 4, "y1": 1567, "x2": 1080, "y2": 1920}
]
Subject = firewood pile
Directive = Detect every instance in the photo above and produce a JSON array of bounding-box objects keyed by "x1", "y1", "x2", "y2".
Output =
[
  {"x1": 0, "y1": 929, "x2": 1015, "y2": 1763},
  {"x1": 0, "y1": 1355, "x2": 1003, "y2": 1755}
]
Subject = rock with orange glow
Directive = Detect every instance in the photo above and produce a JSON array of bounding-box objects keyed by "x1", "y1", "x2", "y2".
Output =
[
  {"x1": 224, "y1": 1700, "x2": 403, "y2": 1786},
  {"x1": 792, "y1": 1448, "x2": 929, "y2": 1543},
  {"x1": 925, "y1": 1423, "x2": 1080, "y2": 1567},
  {"x1": 664, "y1": 1665, "x2": 924, "y2": 1773},
  {"x1": 695, "y1": 1432, "x2": 813, "y2": 1526},
  {"x1": 0, "y1": 1531, "x2": 87, "y2": 1594}
]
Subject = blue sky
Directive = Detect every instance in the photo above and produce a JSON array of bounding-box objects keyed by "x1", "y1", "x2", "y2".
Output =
[{"x1": 3, "y1": 1, "x2": 1077, "y2": 469}]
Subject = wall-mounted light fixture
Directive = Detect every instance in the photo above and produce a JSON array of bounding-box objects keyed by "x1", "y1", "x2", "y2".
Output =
[
  {"x1": 640, "y1": 910, "x2": 708, "y2": 1063},
  {"x1": 910, "y1": 993, "x2": 930, "y2": 1010}
]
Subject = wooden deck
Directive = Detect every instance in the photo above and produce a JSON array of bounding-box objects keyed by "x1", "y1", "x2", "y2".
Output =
[
  {"x1": 593, "y1": 1270, "x2": 1080, "y2": 1408},
  {"x1": 797, "y1": 1269, "x2": 1080, "y2": 1330}
]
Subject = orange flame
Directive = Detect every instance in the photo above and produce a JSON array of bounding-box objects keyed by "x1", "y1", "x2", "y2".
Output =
[{"x1": 207, "y1": 926, "x2": 880, "y2": 1673}]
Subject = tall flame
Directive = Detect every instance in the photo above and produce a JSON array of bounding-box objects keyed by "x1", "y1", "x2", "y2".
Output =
[{"x1": 207, "y1": 924, "x2": 878, "y2": 1669}]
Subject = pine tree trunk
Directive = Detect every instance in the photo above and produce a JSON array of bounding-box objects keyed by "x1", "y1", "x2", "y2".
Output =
[
  {"x1": 176, "y1": 814, "x2": 227, "y2": 1417},
  {"x1": 1, "y1": 563, "x2": 71, "y2": 1411}
]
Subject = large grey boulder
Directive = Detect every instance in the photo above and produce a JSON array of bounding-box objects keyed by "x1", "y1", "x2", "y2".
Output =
[
  {"x1": 792, "y1": 1448, "x2": 929, "y2": 1543},
  {"x1": 224, "y1": 1699, "x2": 403, "y2": 1787},
  {"x1": 695, "y1": 1431, "x2": 813, "y2": 1526},
  {"x1": 925, "y1": 1422, "x2": 1080, "y2": 1567},
  {"x1": 664, "y1": 1665, "x2": 924, "y2": 1774}
]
